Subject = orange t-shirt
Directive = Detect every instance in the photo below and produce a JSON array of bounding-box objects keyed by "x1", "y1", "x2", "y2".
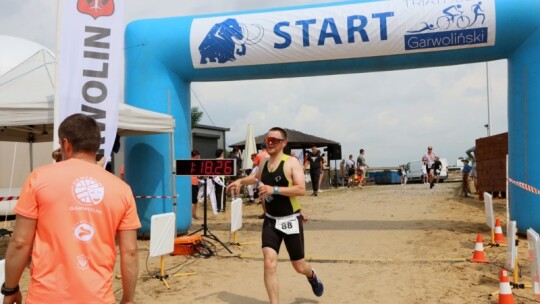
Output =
[
  {"x1": 253, "y1": 151, "x2": 270, "y2": 167},
  {"x1": 15, "y1": 158, "x2": 141, "y2": 303}
]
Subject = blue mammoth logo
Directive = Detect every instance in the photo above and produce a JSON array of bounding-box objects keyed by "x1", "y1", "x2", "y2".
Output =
[{"x1": 199, "y1": 18, "x2": 264, "y2": 64}]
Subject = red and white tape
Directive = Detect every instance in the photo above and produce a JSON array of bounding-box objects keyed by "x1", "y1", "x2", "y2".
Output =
[
  {"x1": 135, "y1": 195, "x2": 179, "y2": 199},
  {"x1": 0, "y1": 196, "x2": 18, "y2": 202},
  {"x1": 0, "y1": 195, "x2": 180, "y2": 201},
  {"x1": 507, "y1": 178, "x2": 540, "y2": 195}
]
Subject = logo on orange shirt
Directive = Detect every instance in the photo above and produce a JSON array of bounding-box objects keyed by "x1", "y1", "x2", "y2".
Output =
[
  {"x1": 74, "y1": 223, "x2": 95, "y2": 242},
  {"x1": 73, "y1": 177, "x2": 105, "y2": 206},
  {"x1": 77, "y1": 254, "x2": 90, "y2": 270}
]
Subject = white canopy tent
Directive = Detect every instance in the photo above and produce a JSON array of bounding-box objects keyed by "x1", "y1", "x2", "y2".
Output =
[
  {"x1": 0, "y1": 36, "x2": 176, "y2": 216},
  {"x1": 0, "y1": 48, "x2": 175, "y2": 142},
  {"x1": 0, "y1": 99, "x2": 176, "y2": 142},
  {"x1": 0, "y1": 45, "x2": 175, "y2": 170}
]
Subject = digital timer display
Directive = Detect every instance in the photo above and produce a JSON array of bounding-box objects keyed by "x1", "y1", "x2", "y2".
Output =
[{"x1": 176, "y1": 159, "x2": 237, "y2": 176}]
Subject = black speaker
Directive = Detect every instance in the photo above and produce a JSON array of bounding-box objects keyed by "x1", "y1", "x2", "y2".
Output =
[{"x1": 327, "y1": 144, "x2": 342, "y2": 160}]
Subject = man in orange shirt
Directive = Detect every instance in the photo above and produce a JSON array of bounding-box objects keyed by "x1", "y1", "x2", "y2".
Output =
[
  {"x1": 3, "y1": 114, "x2": 141, "y2": 304},
  {"x1": 253, "y1": 141, "x2": 269, "y2": 168}
]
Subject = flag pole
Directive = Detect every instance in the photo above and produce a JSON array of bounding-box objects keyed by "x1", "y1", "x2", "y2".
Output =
[{"x1": 53, "y1": 0, "x2": 63, "y2": 150}]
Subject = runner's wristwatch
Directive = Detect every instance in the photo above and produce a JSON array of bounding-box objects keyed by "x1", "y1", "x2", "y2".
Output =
[{"x1": 1, "y1": 283, "x2": 19, "y2": 296}]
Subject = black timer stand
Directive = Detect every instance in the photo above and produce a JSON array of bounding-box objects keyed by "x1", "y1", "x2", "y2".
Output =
[{"x1": 189, "y1": 178, "x2": 232, "y2": 254}]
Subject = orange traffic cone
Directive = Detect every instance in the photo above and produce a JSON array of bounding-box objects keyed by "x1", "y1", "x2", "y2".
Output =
[
  {"x1": 471, "y1": 233, "x2": 489, "y2": 263},
  {"x1": 494, "y1": 218, "x2": 506, "y2": 244},
  {"x1": 498, "y1": 268, "x2": 515, "y2": 304}
]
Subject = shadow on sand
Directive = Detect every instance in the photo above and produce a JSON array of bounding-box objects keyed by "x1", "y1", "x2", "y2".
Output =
[{"x1": 196, "y1": 291, "x2": 319, "y2": 304}]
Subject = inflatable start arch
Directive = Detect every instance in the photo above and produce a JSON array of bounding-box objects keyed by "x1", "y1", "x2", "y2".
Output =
[{"x1": 125, "y1": 0, "x2": 540, "y2": 234}]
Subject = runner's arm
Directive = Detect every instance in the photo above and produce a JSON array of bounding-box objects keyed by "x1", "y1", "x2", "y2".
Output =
[
  {"x1": 118, "y1": 229, "x2": 139, "y2": 304},
  {"x1": 226, "y1": 166, "x2": 260, "y2": 194},
  {"x1": 3, "y1": 215, "x2": 36, "y2": 302}
]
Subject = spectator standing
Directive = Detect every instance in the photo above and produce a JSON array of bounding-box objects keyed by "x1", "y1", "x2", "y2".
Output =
[
  {"x1": 253, "y1": 141, "x2": 270, "y2": 169},
  {"x1": 318, "y1": 153, "x2": 327, "y2": 193},
  {"x1": 191, "y1": 149, "x2": 201, "y2": 220},
  {"x1": 3, "y1": 114, "x2": 140, "y2": 304},
  {"x1": 230, "y1": 147, "x2": 243, "y2": 181},
  {"x1": 339, "y1": 159, "x2": 345, "y2": 185},
  {"x1": 305, "y1": 145, "x2": 323, "y2": 196},
  {"x1": 421, "y1": 160, "x2": 428, "y2": 184},
  {"x1": 246, "y1": 153, "x2": 259, "y2": 203},
  {"x1": 197, "y1": 175, "x2": 221, "y2": 215},
  {"x1": 356, "y1": 149, "x2": 369, "y2": 188},
  {"x1": 461, "y1": 159, "x2": 473, "y2": 197},
  {"x1": 400, "y1": 165, "x2": 408, "y2": 185},
  {"x1": 466, "y1": 146, "x2": 478, "y2": 193},
  {"x1": 345, "y1": 155, "x2": 356, "y2": 187}
]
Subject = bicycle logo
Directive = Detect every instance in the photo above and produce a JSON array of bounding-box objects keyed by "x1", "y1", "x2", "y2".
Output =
[
  {"x1": 407, "y1": 2, "x2": 486, "y2": 33},
  {"x1": 437, "y1": 7, "x2": 471, "y2": 29}
]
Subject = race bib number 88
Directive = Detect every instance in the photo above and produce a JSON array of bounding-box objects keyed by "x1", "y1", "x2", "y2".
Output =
[{"x1": 275, "y1": 215, "x2": 300, "y2": 235}]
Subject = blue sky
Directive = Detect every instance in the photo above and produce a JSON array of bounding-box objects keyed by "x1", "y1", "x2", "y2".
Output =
[{"x1": 0, "y1": 0, "x2": 508, "y2": 167}]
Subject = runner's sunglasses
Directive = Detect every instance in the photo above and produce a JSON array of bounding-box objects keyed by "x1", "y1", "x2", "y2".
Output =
[{"x1": 265, "y1": 136, "x2": 285, "y2": 145}]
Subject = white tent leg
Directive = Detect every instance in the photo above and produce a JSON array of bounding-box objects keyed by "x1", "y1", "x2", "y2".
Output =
[
  {"x1": 170, "y1": 131, "x2": 176, "y2": 215},
  {"x1": 168, "y1": 90, "x2": 177, "y2": 215}
]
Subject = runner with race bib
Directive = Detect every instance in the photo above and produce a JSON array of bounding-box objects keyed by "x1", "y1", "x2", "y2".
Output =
[{"x1": 227, "y1": 127, "x2": 324, "y2": 303}]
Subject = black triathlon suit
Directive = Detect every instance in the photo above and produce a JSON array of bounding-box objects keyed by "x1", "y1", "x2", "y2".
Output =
[{"x1": 260, "y1": 155, "x2": 305, "y2": 261}]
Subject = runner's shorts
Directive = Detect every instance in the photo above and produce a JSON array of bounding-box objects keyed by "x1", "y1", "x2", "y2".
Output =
[
  {"x1": 191, "y1": 185, "x2": 198, "y2": 204},
  {"x1": 261, "y1": 214, "x2": 305, "y2": 261}
]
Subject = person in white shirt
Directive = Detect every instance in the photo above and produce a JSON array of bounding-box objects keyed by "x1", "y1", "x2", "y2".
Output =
[
  {"x1": 422, "y1": 146, "x2": 437, "y2": 188},
  {"x1": 345, "y1": 155, "x2": 356, "y2": 187}
]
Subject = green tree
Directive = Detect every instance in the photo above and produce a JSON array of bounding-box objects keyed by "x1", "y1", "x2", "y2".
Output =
[{"x1": 191, "y1": 107, "x2": 203, "y2": 127}]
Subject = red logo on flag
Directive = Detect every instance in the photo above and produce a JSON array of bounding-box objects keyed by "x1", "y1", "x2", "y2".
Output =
[{"x1": 77, "y1": 0, "x2": 115, "y2": 19}]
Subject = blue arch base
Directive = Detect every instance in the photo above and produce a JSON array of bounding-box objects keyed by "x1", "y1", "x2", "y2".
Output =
[
  {"x1": 508, "y1": 27, "x2": 540, "y2": 232},
  {"x1": 125, "y1": 0, "x2": 540, "y2": 234}
]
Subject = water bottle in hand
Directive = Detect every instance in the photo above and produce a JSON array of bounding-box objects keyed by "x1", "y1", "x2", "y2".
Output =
[{"x1": 256, "y1": 179, "x2": 273, "y2": 203}]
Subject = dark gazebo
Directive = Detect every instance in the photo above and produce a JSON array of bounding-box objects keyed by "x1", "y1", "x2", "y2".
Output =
[
  {"x1": 230, "y1": 129, "x2": 342, "y2": 189},
  {"x1": 229, "y1": 128, "x2": 339, "y2": 150}
]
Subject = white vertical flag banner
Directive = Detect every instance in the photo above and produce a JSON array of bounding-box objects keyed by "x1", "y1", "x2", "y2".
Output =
[{"x1": 54, "y1": 0, "x2": 124, "y2": 163}]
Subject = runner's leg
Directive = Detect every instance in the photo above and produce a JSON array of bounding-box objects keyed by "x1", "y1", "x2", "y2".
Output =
[{"x1": 263, "y1": 247, "x2": 280, "y2": 304}]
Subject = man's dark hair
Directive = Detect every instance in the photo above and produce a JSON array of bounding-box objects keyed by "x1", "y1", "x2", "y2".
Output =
[
  {"x1": 51, "y1": 148, "x2": 62, "y2": 162},
  {"x1": 284, "y1": 144, "x2": 291, "y2": 155},
  {"x1": 191, "y1": 149, "x2": 200, "y2": 157},
  {"x1": 58, "y1": 113, "x2": 101, "y2": 154},
  {"x1": 269, "y1": 127, "x2": 287, "y2": 139},
  {"x1": 360, "y1": 149, "x2": 365, "y2": 153}
]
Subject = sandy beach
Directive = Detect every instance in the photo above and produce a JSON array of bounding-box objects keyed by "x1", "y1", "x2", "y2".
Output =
[{"x1": 2, "y1": 181, "x2": 537, "y2": 303}]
